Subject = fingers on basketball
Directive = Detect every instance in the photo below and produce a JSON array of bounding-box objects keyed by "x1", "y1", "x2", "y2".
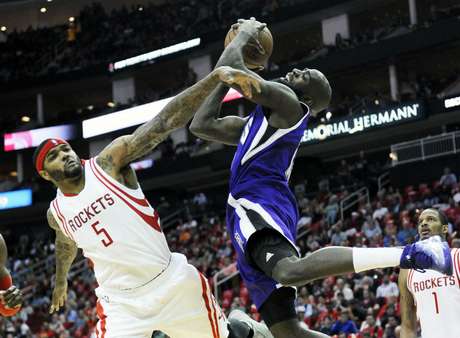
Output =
[{"x1": 224, "y1": 25, "x2": 273, "y2": 70}]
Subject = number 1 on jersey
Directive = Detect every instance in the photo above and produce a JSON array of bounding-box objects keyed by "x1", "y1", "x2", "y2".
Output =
[
  {"x1": 432, "y1": 291, "x2": 440, "y2": 314},
  {"x1": 91, "y1": 221, "x2": 114, "y2": 247}
]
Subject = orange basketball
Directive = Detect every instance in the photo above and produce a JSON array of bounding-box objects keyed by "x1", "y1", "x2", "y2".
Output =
[{"x1": 224, "y1": 25, "x2": 273, "y2": 70}]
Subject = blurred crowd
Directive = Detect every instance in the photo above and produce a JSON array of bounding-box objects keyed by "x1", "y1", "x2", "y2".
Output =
[
  {"x1": 1, "y1": 157, "x2": 459, "y2": 337},
  {"x1": 0, "y1": 0, "x2": 305, "y2": 84}
]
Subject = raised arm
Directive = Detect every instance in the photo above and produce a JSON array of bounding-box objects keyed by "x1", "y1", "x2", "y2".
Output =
[
  {"x1": 47, "y1": 209, "x2": 78, "y2": 313},
  {"x1": 398, "y1": 269, "x2": 417, "y2": 338},
  {"x1": 96, "y1": 67, "x2": 259, "y2": 176},
  {"x1": 189, "y1": 83, "x2": 247, "y2": 146}
]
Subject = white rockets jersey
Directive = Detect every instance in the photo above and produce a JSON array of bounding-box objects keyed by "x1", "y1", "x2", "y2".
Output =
[
  {"x1": 49, "y1": 157, "x2": 171, "y2": 292},
  {"x1": 407, "y1": 248, "x2": 460, "y2": 338}
]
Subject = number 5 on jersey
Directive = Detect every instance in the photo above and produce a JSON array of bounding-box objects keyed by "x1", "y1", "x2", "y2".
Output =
[{"x1": 91, "y1": 221, "x2": 113, "y2": 247}]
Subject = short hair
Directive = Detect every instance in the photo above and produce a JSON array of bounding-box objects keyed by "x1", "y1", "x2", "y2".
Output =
[{"x1": 425, "y1": 208, "x2": 449, "y2": 225}]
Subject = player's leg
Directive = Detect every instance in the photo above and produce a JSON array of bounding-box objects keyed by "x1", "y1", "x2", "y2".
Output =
[
  {"x1": 258, "y1": 288, "x2": 329, "y2": 338},
  {"x1": 246, "y1": 230, "x2": 330, "y2": 338},
  {"x1": 249, "y1": 229, "x2": 451, "y2": 288},
  {"x1": 95, "y1": 298, "x2": 152, "y2": 338}
]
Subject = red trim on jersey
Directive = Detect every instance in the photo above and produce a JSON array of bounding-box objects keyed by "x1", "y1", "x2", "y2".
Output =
[
  {"x1": 407, "y1": 269, "x2": 415, "y2": 293},
  {"x1": 96, "y1": 301, "x2": 107, "y2": 338},
  {"x1": 52, "y1": 199, "x2": 72, "y2": 240},
  {"x1": 199, "y1": 273, "x2": 218, "y2": 338},
  {"x1": 91, "y1": 158, "x2": 149, "y2": 207},
  {"x1": 55, "y1": 199, "x2": 75, "y2": 241},
  {"x1": 89, "y1": 159, "x2": 161, "y2": 232},
  {"x1": 208, "y1": 278, "x2": 221, "y2": 338},
  {"x1": 454, "y1": 249, "x2": 460, "y2": 285}
]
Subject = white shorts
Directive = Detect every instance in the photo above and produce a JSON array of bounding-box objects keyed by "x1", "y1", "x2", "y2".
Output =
[{"x1": 94, "y1": 253, "x2": 229, "y2": 338}]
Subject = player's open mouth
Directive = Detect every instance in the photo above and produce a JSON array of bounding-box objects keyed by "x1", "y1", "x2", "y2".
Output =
[{"x1": 420, "y1": 230, "x2": 430, "y2": 238}]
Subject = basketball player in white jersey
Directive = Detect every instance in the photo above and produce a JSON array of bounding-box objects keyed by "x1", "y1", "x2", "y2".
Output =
[
  {"x1": 34, "y1": 65, "x2": 272, "y2": 338},
  {"x1": 399, "y1": 208, "x2": 460, "y2": 338}
]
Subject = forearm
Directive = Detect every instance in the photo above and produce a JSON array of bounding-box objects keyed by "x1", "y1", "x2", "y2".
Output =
[
  {"x1": 190, "y1": 83, "x2": 229, "y2": 132},
  {"x1": 216, "y1": 31, "x2": 252, "y2": 70},
  {"x1": 54, "y1": 240, "x2": 77, "y2": 284}
]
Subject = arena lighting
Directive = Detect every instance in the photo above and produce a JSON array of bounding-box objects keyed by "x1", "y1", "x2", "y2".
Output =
[
  {"x1": 21, "y1": 116, "x2": 30, "y2": 123},
  {"x1": 130, "y1": 158, "x2": 153, "y2": 171},
  {"x1": 444, "y1": 95, "x2": 460, "y2": 109},
  {"x1": 40, "y1": 7, "x2": 47, "y2": 13},
  {"x1": 0, "y1": 26, "x2": 6, "y2": 32},
  {"x1": 0, "y1": 189, "x2": 32, "y2": 210},
  {"x1": 4, "y1": 124, "x2": 76, "y2": 151},
  {"x1": 111, "y1": 38, "x2": 201, "y2": 71},
  {"x1": 82, "y1": 90, "x2": 244, "y2": 138},
  {"x1": 69, "y1": 17, "x2": 75, "y2": 23},
  {"x1": 83, "y1": 97, "x2": 173, "y2": 138},
  {"x1": 325, "y1": 111, "x2": 332, "y2": 120}
]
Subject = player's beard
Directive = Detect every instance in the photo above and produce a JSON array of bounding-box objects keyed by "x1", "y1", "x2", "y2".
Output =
[{"x1": 48, "y1": 163, "x2": 83, "y2": 182}]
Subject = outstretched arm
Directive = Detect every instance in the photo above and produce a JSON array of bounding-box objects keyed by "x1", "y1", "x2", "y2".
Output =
[
  {"x1": 398, "y1": 269, "x2": 417, "y2": 338},
  {"x1": 47, "y1": 209, "x2": 78, "y2": 313},
  {"x1": 96, "y1": 67, "x2": 260, "y2": 176}
]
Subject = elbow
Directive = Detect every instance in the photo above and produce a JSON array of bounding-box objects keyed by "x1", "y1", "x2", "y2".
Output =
[{"x1": 189, "y1": 123, "x2": 209, "y2": 138}]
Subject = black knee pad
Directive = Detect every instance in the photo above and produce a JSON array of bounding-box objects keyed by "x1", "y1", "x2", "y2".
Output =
[{"x1": 246, "y1": 228, "x2": 299, "y2": 278}]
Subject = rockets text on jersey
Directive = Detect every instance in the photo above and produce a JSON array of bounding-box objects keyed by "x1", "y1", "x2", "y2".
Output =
[
  {"x1": 49, "y1": 158, "x2": 171, "y2": 292},
  {"x1": 407, "y1": 248, "x2": 460, "y2": 338}
]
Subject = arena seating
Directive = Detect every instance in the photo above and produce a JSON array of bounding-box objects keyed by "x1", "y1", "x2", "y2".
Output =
[{"x1": 1, "y1": 158, "x2": 459, "y2": 337}]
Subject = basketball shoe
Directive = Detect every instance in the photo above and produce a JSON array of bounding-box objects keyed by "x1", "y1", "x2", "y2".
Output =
[{"x1": 228, "y1": 309, "x2": 274, "y2": 338}]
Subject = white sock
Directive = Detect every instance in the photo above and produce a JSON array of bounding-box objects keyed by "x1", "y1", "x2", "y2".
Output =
[{"x1": 353, "y1": 247, "x2": 403, "y2": 273}]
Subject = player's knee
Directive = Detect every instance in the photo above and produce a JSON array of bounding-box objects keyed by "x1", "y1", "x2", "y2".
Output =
[{"x1": 271, "y1": 256, "x2": 302, "y2": 286}]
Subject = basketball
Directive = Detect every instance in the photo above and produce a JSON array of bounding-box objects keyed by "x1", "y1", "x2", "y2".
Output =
[{"x1": 224, "y1": 25, "x2": 273, "y2": 69}]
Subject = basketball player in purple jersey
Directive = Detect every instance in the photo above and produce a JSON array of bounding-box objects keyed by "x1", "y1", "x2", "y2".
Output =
[{"x1": 190, "y1": 18, "x2": 452, "y2": 338}]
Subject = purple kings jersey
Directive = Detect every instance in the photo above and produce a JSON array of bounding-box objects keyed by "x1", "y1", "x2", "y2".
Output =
[{"x1": 226, "y1": 103, "x2": 310, "y2": 308}]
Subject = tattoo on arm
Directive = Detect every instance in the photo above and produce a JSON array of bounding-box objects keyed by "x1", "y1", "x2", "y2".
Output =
[
  {"x1": 99, "y1": 70, "x2": 222, "y2": 169},
  {"x1": 47, "y1": 209, "x2": 78, "y2": 284}
]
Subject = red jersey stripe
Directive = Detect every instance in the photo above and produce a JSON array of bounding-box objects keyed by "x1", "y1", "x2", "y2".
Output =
[
  {"x1": 89, "y1": 159, "x2": 161, "y2": 232},
  {"x1": 52, "y1": 200, "x2": 72, "y2": 240},
  {"x1": 199, "y1": 273, "x2": 218, "y2": 338},
  {"x1": 91, "y1": 158, "x2": 149, "y2": 207},
  {"x1": 54, "y1": 199, "x2": 75, "y2": 241},
  {"x1": 96, "y1": 301, "x2": 107, "y2": 338},
  {"x1": 204, "y1": 273, "x2": 221, "y2": 338}
]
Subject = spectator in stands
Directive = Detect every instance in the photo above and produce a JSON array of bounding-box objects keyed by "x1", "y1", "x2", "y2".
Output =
[
  {"x1": 439, "y1": 167, "x2": 457, "y2": 188},
  {"x1": 334, "y1": 278, "x2": 354, "y2": 301},
  {"x1": 360, "y1": 314, "x2": 383, "y2": 338},
  {"x1": 361, "y1": 216, "x2": 383, "y2": 241},
  {"x1": 331, "y1": 311, "x2": 358, "y2": 335},
  {"x1": 193, "y1": 192, "x2": 208, "y2": 211},
  {"x1": 376, "y1": 275, "x2": 399, "y2": 299},
  {"x1": 373, "y1": 202, "x2": 389, "y2": 220},
  {"x1": 325, "y1": 195, "x2": 340, "y2": 225},
  {"x1": 396, "y1": 218, "x2": 417, "y2": 245}
]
